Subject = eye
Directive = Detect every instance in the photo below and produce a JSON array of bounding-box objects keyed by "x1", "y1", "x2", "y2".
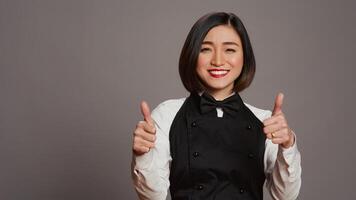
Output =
[
  {"x1": 200, "y1": 47, "x2": 211, "y2": 52},
  {"x1": 226, "y1": 48, "x2": 236, "y2": 53}
]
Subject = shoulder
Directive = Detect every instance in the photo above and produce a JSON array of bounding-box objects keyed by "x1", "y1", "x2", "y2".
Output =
[
  {"x1": 243, "y1": 102, "x2": 272, "y2": 122},
  {"x1": 151, "y1": 97, "x2": 187, "y2": 130},
  {"x1": 152, "y1": 98, "x2": 186, "y2": 116}
]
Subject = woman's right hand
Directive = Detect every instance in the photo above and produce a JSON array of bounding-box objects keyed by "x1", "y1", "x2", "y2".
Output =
[{"x1": 132, "y1": 101, "x2": 156, "y2": 156}]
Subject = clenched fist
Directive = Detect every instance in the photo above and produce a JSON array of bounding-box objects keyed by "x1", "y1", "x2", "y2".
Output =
[
  {"x1": 263, "y1": 93, "x2": 295, "y2": 148},
  {"x1": 132, "y1": 101, "x2": 156, "y2": 155}
]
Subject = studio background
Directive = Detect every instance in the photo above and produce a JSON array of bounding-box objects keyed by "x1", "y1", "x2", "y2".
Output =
[{"x1": 1, "y1": 0, "x2": 355, "y2": 199}]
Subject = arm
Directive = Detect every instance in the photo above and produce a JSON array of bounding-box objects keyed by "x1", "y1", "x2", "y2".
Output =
[
  {"x1": 264, "y1": 131, "x2": 302, "y2": 200},
  {"x1": 131, "y1": 99, "x2": 184, "y2": 200},
  {"x1": 131, "y1": 123, "x2": 171, "y2": 200},
  {"x1": 262, "y1": 93, "x2": 302, "y2": 199},
  {"x1": 131, "y1": 105, "x2": 171, "y2": 200}
]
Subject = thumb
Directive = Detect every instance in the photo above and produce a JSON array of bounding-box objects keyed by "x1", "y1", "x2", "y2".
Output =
[
  {"x1": 140, "y1": 101, "x2": 153, "y2": 125},
  {"x1": 272, "y1": 92, "x2": 284, "y2": 116}
]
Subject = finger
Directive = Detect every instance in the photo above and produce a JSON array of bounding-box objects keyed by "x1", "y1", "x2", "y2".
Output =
[
  {"x1": 136, "y1": 121, "x2": 145, "y2": 129},
  {"x1": 271, "y1": 130, "x2": 292, "y2": 145},
  {"x1": 267, "y1": 130, "x2": 282, "y2": 140},
  {"x1": 264, "y1": 112, "x2": 286, "y2": 126},
  {"x1": 263, "y1": 114, "x2": 280, "y2": 126},
  {"x1": 143, "y1": 121, "x2": 156, "y2": 134},
  {"x1": 134, "y1": 136, "x2": 155, "y2": 149},
  {"x1": 133, "y1": 145, "x2": 150, "y2": 155},
  {"x1": 140, "y1": 101, "x2": 153, "y2": 125},
  {"x1": 137, "y1": 138, "x2": 155, "y2": 149},
  {"x1": 136, "y1": 121, "x2": 156, "y2": 134},
  {"x1": 270, "y1": 128, "x2": 290, "y2": 139},
  {"x1": 272, "y1": 92, "x2": 284, "y2": 116},
  {"x1": 271, "y1": 137, "x2": 285, "y2": 144},
  {"x1": 263, "y1": 123, "x2": 282, "y2": 134},
  {"x1": 134, "y1": 128, "x2": 156, "y2": 142}
]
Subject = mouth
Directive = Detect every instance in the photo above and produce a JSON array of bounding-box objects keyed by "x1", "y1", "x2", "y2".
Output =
[{"x1": 207, "y1": 69, "x2": 230, "y2": 78}]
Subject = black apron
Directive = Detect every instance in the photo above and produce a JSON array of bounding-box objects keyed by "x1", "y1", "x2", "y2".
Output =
[{"x1": 169, "y1": 92, "x2": 266, "y2": 200}]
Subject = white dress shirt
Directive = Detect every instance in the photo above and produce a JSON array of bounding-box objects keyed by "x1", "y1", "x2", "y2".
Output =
[{"x1": 131, "y1": 97, "x2": 302, "y2": 200}]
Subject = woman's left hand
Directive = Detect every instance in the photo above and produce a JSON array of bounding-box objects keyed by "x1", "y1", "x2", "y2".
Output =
[{"x1": 263, "y1": 93, "x2": 295, "y2": 149}]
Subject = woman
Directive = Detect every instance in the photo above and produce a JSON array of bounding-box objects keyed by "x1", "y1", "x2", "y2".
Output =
[{"x1": 131, "y1": 12, "x2": 301, "y2": 200}]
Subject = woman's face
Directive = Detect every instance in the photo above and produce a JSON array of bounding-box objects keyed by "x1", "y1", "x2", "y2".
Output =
[{"x1": 196, "y1": 25, "x2": 244, "y2": 99}]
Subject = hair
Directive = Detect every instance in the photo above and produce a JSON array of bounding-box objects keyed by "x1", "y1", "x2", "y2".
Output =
[{"x1": 179, "y1": 12, "x2": 256, "y2": 93}]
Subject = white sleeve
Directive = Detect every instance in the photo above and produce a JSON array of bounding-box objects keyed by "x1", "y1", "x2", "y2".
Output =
[
  {"x1": 131, "y1": 99, "x2": 184, "y2": 200},
  {"x1": 263, "y1": 110, "x2": 302, "y2": 200}
]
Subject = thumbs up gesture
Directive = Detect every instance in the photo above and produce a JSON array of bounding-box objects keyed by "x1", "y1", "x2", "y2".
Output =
[
  {"x1": 132, "y1": 101, "x2": 157, "y2": 155},
  {"x1": 263, "y1": 93, "x2": 295, "y2": 148}
]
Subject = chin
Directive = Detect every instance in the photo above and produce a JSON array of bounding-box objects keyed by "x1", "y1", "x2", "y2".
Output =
[{"x1": 208, "y1": 82, "x2": 233, "y2": 90}]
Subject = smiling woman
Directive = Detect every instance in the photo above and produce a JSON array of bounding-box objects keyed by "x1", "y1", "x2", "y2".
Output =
[
  {"x1": 196, "y1": 25, "x2": 244, "y2": 100},
  {"x1": 179, "y1": 12, "x2": 256, "y2": 97},
  {"x1": 131, "y1": 12, "x2": 301, "y2": 200}
]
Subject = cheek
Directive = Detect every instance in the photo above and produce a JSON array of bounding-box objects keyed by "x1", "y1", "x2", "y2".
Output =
[
  {"x1": 197, "y1": 55, "x2": 209, "y2": 68},
  {"x1": 228, "y1": 55, "x2": 244, "y2": 77},
  {"x1": 196, "y1": 55, "x2": 209, "y2": 74},
  {"x1": 230, "y1": 55, "x2": 244, "y2": 67}
]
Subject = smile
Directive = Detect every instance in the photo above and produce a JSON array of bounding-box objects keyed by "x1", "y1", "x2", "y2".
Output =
[{"x1": 208, "y1": 69, "x2": 230, "y2": 78}]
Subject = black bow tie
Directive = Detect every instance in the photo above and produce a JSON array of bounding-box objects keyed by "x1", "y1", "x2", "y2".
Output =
[{"x1": 200, "y1": 92, "x2": 243, "y2": 116}]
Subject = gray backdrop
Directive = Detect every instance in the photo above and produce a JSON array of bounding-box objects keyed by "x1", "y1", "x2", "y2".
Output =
[{"x1": 1, "y1": 0, "x2": 355, "y2": 199}]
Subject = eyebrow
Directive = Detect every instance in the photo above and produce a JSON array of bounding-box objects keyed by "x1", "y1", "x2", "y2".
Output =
[{"x1": 202, "y1": 41, "x2": 240, "y2": 46}]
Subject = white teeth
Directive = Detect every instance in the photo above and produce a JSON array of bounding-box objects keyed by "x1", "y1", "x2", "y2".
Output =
[{"x1": 209, "y1": 70, "x2": 228, "y2": 75}]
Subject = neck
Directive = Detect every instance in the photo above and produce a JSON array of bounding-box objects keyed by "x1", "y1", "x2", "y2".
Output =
[{"x1": 205, "y1": 89, "x2": 235, "y2": 101}]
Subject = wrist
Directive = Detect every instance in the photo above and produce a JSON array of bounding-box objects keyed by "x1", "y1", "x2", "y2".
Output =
[{"x1": 280, "y1": 129, "x2": 295, "y2": 149}]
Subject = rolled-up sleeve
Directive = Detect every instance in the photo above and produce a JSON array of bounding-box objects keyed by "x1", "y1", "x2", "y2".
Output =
[
  {"x1": 131, "y1": 99, "x2": 184, "y2": 200},
  {"x1": 262, "y1": 110, "x2": 302, "y2": 200}
]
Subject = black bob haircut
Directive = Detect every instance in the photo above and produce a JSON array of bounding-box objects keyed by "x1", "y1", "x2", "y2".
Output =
[{"x1": 179, "y1": 12, "x2": 256, "y2": 93}]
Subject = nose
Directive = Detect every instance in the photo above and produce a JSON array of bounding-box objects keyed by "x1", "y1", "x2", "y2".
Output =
[{"x1": 211, "y1": 50, "x2": 224, "y2": 67}]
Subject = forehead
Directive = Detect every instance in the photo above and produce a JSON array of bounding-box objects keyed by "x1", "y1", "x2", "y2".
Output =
[{"x1": 203, "y1": 25, "x2": 241, "y2": 43}]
